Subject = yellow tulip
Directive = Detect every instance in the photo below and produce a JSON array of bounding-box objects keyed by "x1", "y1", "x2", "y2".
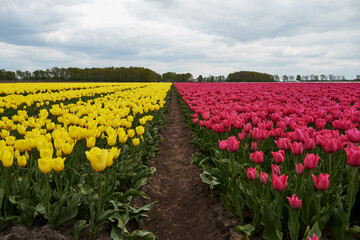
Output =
[
  {"x1": 127, "y1": 129, "x2": 135, "y2": 138},
  {"x1": 136, "y1": 126, "x2": 145, "y2": 136},
  {"x1": 62, "y1": 142, "x2": 75, "y2": 155},
  {"x1": 125, "y1": 121, "x2": 132, "y2": 129},
  {"x1": 40, "y1": 148, "x2": 53, "y2": 159},
  {"x1": 17, "y1": 155, "x2": 27, "y2": 167},
  {"x1": 86, "y1": 137, "x2": 96, "y2": 148},
  {"x1": 38, "y1": 158, "x2": 52, "y2": 174},
  {"x1": 118, "y1": 131, "x2": 128, "y2": 143},
  {"x1": 46, "y1": 122, "x2": 56, "y2": 131},
  {"x1": 5, "y1": 136, "x2": 16, "y2": 146},
  {"x1": 127, "y1": 115, "x2": 134, "y2": 122},
  {"x1": 56, "y1": 149, "x2": 63, "y2": 157},
  {"x1": 105, "y1": 150, "x2": 113, "y2": 167},
  {"x1": 133, "y1": 138, "x2": 140, "y2": 146},
  {"x1": 110, "y1": 147, "x2": 121, "y2": 159},
  {"x1": 54, "y1": 138, "x2": 65, "y2": 150},
  {"x1": 1, "y1": 129, "x2": 9, "y2": 139},
  {"x1": 17, "y1": 124, "x2": 26, "y2": 135},
  {"x1": 139, "y1": 118, "x2": 146, "y2": 126},
  {"x1": 106, "y1": 134, "x2": 117, "y2": 146},
  {"x1": 85, "y1": 147, "x2": 107, "y2": 172},
  {"x1": 2, "y1": 150, "x2": 13, "y2": 167},
  {"x1": 52, "y1": 157, "x2": 65, "y2": 172}
]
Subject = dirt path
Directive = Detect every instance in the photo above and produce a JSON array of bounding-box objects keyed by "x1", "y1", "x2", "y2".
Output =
[{"x1": 141, "y1": 87, "x2": 230, "y2": 240}]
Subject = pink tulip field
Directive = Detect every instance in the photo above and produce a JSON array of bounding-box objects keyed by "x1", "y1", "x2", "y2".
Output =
[{"x1": 175, "y1": 82, "x2": 360, "y2": 240}]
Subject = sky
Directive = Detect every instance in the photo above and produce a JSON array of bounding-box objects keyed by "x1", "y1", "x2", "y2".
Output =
[{"x1": 1, "y1": 0, "x2": 359, "y2": 79}]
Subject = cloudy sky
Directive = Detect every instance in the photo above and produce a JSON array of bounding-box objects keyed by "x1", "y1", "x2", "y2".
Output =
[{"x1": 1, "y1": 0, "x2": 359, "y2": 79}]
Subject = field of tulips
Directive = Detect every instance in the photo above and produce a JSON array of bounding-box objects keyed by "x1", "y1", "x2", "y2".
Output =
[
  {"x1": 0, "y1": 82, "x2": 171, "y2": 239},
  {"x1": 175, "y1": 82, "x2": 360, "y2": 240}
]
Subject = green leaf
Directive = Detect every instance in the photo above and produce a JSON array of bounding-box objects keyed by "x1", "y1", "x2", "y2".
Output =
[
  {"x1": 116, "y1": 189, "x2": 150, "y2": 202},
  {"x1": 261, "y1": 204, "x2": 282, "y2": 240},
  {"x1": 127, "y1": 230, "x2": 156, "y2": 240},
  {"x1": 287, "y1": 208, "x2": 300, "y2": 240},
  {"x1": 95, "y1": 209, "x2": 118, "y2": 224},
  {"x1": 52, "y1": 193, "x2": 81, "y2": 229},
  {"x1": 72, "y1": 220, "x2": 88, "y2": 240},
  {"x1": 110, "y1": 224, "x2": 125, "y2": 240},
  {"x1": 0, "y1": 189, "x2": 4, "y2": 212},
  {"x1": 35, "y1": 202, "x2": 45, "y2": 215},
  {"x1": 304, "y1": 222, "x2": 322, "y2": 240},
  {"x1": 236, "y1": 224, "x2": 255, "y2": 237}
]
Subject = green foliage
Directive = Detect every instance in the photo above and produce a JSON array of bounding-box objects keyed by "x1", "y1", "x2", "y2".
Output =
[
  {"x1": 226, "y1": 71, "x2": 274, "y2": 82},
  {"x1": 3, "y1": 67, "x2": 162, "y2": 82}
]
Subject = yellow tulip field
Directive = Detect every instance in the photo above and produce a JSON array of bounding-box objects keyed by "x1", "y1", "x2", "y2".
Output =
[{"x1": 0, "y1": 82, "x2": 172, "y2": 239}]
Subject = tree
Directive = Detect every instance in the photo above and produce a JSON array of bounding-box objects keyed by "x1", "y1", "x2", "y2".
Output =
[
  {"x1": 320, "y1": 74, "x2": 328, "y2": 81},
  {"x1": 314, "y1": 75, "x2": 319, "y2": 81},
  {"x1": 296, "y1": 75, "x2": 301, "y2": 82},
  {"x1": 310, "y1": 74, "x2": 315, "y2": 81},
  {"x1": 302, "y1": 75, "x2": 309, "y2": 81},
  {"x1": 197, "y1": 75, "x2": 203, "y2": 82},
  {"x1": 273, "y1": 75, "x2": 280, "y2": 82},
  {"x1": 288, "y1": 75, "x2": 295, "y2": 82},
  {"x1": 329, "y1": 74, "x2": 335, "y2": 81},
  {"x1": 282, "y1": 75, "x2": 288, "y2": 82},
  {"x1": 227, "y1": 71, "x2": 274, "y2": 82}
]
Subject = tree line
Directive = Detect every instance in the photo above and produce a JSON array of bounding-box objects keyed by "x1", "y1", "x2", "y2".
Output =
[
  {"x1": 0, "y1": 67, "x2": 163, "y2": 82},
  {"x1": 273, "y1": 74, "x2": 360, "y2": 82}
]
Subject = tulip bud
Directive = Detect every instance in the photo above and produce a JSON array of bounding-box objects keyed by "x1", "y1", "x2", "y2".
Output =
[
  {"x1": 260, "y1": 172, "x2": 268, "y2": 184},
  {"x1": 250, "y1": 151, "x2": 264, "y2": 164},
  {"x1": 133, "y1": 138, "x2": 140, "y2": 146},
  {"x1": 295, "y1": 163, "x2": 305, "y2": 175},
  {"x1": 218, "y1": 140, "x2": 228, "y2": 150},
  {"x1": 247, "y1": 167, "x2": 257, "y2": 180},
  {"x1": 312, "y1": 173, "x2": 330, "y2": 191},
  {"x1": 287, "y1": 194, "x2": 302, "y2": 209},
  {"x1": 272, "y1": 150, "x2": 285, "y2": 164},
  {"x1": 271, "y1": 174, "x2": 288, "y2": 191},
  {"x1": 303, "y1": 153, "x2": 320, "y2": 170}
]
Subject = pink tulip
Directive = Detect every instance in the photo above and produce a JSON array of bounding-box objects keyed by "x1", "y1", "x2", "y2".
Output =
[
  {"x1": 304, "y1": 137, "x2": 315, "y2": 150},
  {"x1": 344, "y1": 147, "x2": 360, "y2": 167},
  {"x1": 290, "y1": 142, "x2": 303, "y2": 155},
  {"x1": 218, "y1": 140, "x2": 228, "y2": 151},
  {"x1": 307, "y1": 233, "x2": 319, "y2": 240},
  {"x1": 272, "y1": 174, "x2": 288, "y2": 191},
  {"x1": 312, "y1": 173, "x2": 330, "y2": 191},
  {"x1": 346, "y1": 128, "x2": 360, "y2": 143},
  {"x1": 260, "y1": 172, "x2": 268, "y2": 184},
  {"x1": 212, "y1": 123, "x2": 225, "y2": 133},
  {"x1": 293, "y1": 129, "x2": 305, "y2": 142},
  {"x1": 247, "y1": 167, "x2": 257, "y2": 180},
  {"x1": 271, "y1": 164, "x2": 281, "y2": 176},
  {"x1": 275, "y1": 138, "x2": 291, "y2": 150},
  {"x1": 251, "y1": 142, "x2": 258, "y2": 151},
  {"x1": 250, "y1": 151, "x2": 264, "y2": 164},
  {"x1": 227, "y1": 136, "x2": 239, "y2": 152},
  {"x1": 322, "y1": 138, "x2": 338, "y2": 153},
  {"x1": 295, "y1": 163, "x2": 305, "y2": 175},
  {"x1": 287, "y1": 194, "x2": 302, "y2": 209},
  {"x1": 192, "y1": 118, "x2": 199, "y2": 124},
  {"x1": 303, "y1": 153, "x2": 320, "y2": 170},
  {"x1": 238, "y1": 132, "x2": 246, "y2": 141},
  {"x1": 272, "y1": 150, "x2": 285, "y2": 164}
]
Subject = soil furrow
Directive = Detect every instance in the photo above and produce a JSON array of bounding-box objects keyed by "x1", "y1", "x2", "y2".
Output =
[{"x1": 141, "y1": 87, "x2": 227, "y2": 240}]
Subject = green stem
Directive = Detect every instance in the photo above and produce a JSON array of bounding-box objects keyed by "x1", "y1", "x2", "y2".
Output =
[{"x1": 328, "y1": 154, "x2": 332, "y2": 177}]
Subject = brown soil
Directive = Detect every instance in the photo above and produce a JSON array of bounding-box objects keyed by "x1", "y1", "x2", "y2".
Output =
[{"x1": 140, "y1": 87, "x2": 237, "y2": 240}]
